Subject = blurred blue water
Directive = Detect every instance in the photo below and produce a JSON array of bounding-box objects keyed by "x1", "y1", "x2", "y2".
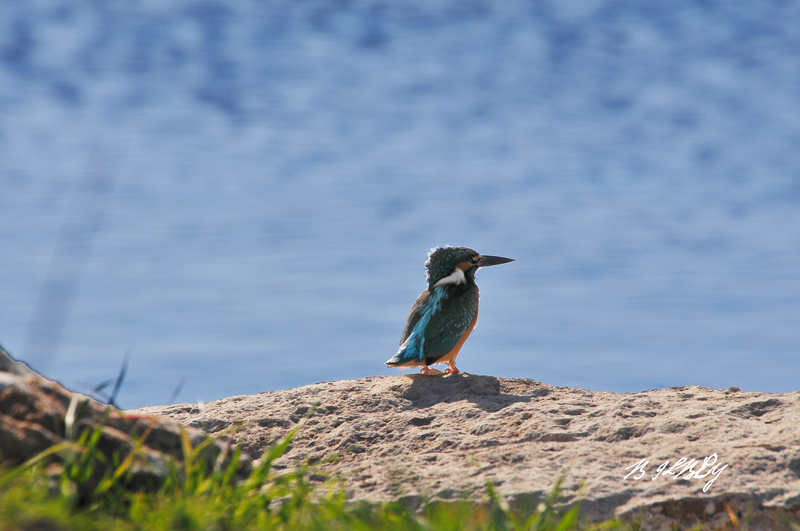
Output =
[{"x1": 1, "y1": 1, "x2": 799, "y2": 407}]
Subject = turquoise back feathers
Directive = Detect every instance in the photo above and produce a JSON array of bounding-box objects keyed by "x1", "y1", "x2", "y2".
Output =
[{"x1": 386, "y1": 282, "x2": 479, "y2": 366}]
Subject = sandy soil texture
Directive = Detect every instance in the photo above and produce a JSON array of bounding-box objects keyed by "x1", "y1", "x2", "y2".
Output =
[{"x1": 133, "y1": 374, "x2": 800, "y2": 529}]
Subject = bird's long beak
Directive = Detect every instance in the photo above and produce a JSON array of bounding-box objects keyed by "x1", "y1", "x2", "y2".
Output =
[{"x1": 476, "y1": 255, "x2": 515, "y2": 268}]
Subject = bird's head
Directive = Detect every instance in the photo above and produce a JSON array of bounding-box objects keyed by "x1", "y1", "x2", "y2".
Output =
[{"x1": 425, "y1": 246, "x2": 514, "y2": 290}]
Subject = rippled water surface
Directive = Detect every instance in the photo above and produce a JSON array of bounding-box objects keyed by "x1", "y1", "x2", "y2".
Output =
[{"x1": 1, "y1": 1, "x2": 799, "y2": 407}]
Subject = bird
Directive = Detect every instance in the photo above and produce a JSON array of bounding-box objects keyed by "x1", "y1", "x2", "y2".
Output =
[{"x1": 385, "y1": 246, "x2": 514, "y2": 374}]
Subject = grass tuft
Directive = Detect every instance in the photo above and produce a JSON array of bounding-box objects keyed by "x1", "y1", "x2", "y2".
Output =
[{"x1": 1, "y1": 411, "x2": 632, "y2": 530}]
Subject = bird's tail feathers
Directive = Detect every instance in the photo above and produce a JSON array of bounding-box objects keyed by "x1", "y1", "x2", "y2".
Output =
[{"x1": 385, "y1": 332, "x2": 424, "y2": 366}]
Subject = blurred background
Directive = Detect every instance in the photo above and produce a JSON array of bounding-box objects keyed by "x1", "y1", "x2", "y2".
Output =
[{"x1": 1, "y1": 0, "x2": 799, "y2": 408}]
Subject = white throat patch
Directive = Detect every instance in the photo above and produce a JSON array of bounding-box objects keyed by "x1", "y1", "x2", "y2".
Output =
[{"x1": 433, "y1": 268, "x2": 466, "y2": 287}]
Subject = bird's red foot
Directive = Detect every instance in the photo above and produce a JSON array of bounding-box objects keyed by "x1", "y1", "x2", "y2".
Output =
[
  {"x1": 420, "y1": 367, "x2": 442, "y2": 375},
  {"x1": 445, "y1": 367, "x2": 459, "y2": 374}
]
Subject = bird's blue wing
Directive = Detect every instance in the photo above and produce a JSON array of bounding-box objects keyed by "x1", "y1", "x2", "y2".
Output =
[
  {"x1": 386, "y1": 285, "x2": 478, "y2": 366},
  {"x1": 386, "y1": 290, "x2": 439, "y2": 365},
  {"x1": 421, "y1": 285, "x2": 478, "y2": 364},
  {"x1": 399, "y1": 290, "x2": 430, "y2": 347}
]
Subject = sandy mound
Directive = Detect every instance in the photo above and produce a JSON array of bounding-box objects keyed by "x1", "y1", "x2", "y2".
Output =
[{"x1": 133, "y1": 374, "x2": 800, "y2": 529}]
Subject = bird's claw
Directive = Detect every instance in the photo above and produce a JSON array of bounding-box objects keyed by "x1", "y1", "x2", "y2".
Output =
[
  {"x1": 445, "y1": 367, "x2": 459, "y2": 374},
  {"x1": 420, "y1": 367, "x2": 442, "y2": 375}
]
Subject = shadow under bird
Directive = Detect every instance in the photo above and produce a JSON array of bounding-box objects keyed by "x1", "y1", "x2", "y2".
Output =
[{"x1": 386, "y1": 246, "x2": 514, "y2": 374}]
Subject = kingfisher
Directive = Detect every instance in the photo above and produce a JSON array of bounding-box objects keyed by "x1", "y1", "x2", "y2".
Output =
[{"x1": 385, "y1": 246, "x2": 514, "y2": 374}]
